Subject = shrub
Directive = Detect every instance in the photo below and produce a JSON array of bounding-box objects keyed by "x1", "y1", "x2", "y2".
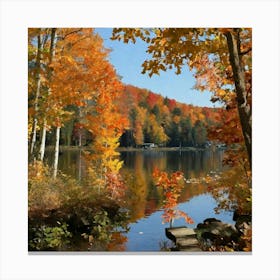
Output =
[{"x1": 29, "y1": 222, "x2": 72, "y2": 251}]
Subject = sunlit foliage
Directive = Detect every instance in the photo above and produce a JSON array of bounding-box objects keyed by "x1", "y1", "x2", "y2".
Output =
[{"x1": 153, "y1": 168, "x2": 194, "y2": 227}]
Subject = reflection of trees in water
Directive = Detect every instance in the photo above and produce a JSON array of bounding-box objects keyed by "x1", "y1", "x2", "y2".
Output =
[
  {"x1": 121, "y1": 152, "x2": 148, "y2": 221},
  {"x1": 69, "y1": 231, "x2": 128, "y2": 251},
  {"x1": 105, "y1": 232, "x2": 128, "y2": 251},
  {"x1": 178, "y1": 184, "x2": 209, "y2": 203},
  {"x1": 51, "y1": 149, "x2": 224, "y2": 184},
  {"x1": 172, "y1": 150, "x2": 224, "y2": 179},
  {"x1": 50, "y1": 149, "x2": 225, "y2": 224},
  {"x1": 123, "y1": 152, "x2": 169, "y2": 220},
  {"x1": 45, "y1": 149, "x2": 87, "y2": 180},
  {"x1": 120, "y1": 150, "x2": 225, "y2": 223}
]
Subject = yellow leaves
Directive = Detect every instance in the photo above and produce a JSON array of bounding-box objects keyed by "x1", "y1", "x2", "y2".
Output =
[
  {"x1": 198, "y1": 113, "x2": 205, "y2": 121},
  {"x1": 173, "y1": 115, "x2": 180, "y2": 124},
  {"x1": 86, "y1": 102, "x2": 125, "y2": 177},
  {"x1": 106, "y1": 159, "x2": 123, "y2": 173},
  {"x1": 28, "y1": 160, "x2": 49, "y2": 182},
  {"x1": 154, "y1": 29, "x2": 162, "y2": 37},
  {"x1": 216, "y1": 88, "x2": 228, "y2": 99},
  {"x1": 159, "y1": 38, "x2": 167, "y2": 47}
]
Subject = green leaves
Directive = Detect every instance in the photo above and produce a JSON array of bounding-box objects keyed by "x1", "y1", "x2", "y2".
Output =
[{"x1": 29, "y1": 222, "x2": 72, "y2": 250}]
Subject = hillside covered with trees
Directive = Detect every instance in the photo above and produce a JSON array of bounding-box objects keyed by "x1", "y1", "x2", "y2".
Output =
[
  {"x1": 31, "y1": 82, "x2": 226, "y2": 150},
  {"x1": 117, "y1": 85, "x2": 224, "y2": 148}
]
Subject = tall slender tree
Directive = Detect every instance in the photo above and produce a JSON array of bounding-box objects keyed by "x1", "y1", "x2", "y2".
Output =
[
  {"x1": 29, "y1": 29, "x2": 42, "y2": 156},
  {"x1": 39, "y1": 28, "x2": 57, "y2": 163}
]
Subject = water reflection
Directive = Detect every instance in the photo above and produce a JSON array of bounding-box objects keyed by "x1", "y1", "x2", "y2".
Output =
[
  {"x1": 44, "y1": 148, "x2": 232, "y2": 251},
  {"x1": 125, "y1": 193, "x2": 233, "y2": 251},
  {"x1": 119, "y1": 150, "x2": 232, "y2": 251},
  {"x1": 45, "y1": 148, "x2": 87, "y2": 180},
  {"x1": 120, "y1": 149, "x2": 224, "y2": 178},
  {"x1": 46, "y1": 149, "x2": 227, "y2": 221},
  {"x1": 119, "y1": 150, "x2": 225, "y2": 221}
]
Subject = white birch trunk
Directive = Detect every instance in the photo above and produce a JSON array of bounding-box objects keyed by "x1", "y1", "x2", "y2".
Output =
[
  {"x1": 30, "y1": 114, "x2": 38, "y2": 155},
  {"x1": 39, "y1": 118, "x2": 47, "y2": 161},
  {"x1": 53, "y1": 126, "x2": 60, "y2": 178},
  {"x1": 38, "y1": 28, "x2": 57, "y2": 163},
  {"x1": 47, "y1": 28, "x2": 60, "y2": 174},
  {"x1": 30, "y1": 34, "x2": 42, "y2": 156}
]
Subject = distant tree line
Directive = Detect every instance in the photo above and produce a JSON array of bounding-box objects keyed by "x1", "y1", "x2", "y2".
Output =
[{"x1": 43, "y1": 84, "x2": 224, "y2": 148}]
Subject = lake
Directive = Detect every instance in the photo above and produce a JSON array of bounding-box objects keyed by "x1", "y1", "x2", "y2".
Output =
[{"x1": 45, "y1": 148, "x2": 234, "y2": 251}]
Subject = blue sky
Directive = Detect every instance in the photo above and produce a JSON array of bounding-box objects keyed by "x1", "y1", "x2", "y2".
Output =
[{"x1": 94, "y1": 28, "x2": 219, "y2": 108}]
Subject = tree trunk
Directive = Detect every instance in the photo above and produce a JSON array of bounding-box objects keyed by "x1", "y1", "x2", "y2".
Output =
[
  {"x1": 38, "y1": 28, "x2": 57, "y2": 162},
  {"x1": 78, "y1": 131, "x2": 82, "y2": 147},
  {"x1": 39, "y1": 118, "x2": 47, "y2": 161},
  {"x1": 30, "y1": 104, "x2": 38, "y2": 155},
  {"x1": 78, "y1": 149, "x2": 82, "y2": 181},
  {"x1": 65, "y1": 121, "x2": 73, "y2": 146},
  {"x1": 78, "y1": 106, "x2": 82, "y2": 147},
  {"x1": 30, "y1": 33, "x2": 42, "y2": 157},
  {"x1": 49, "y1": 28, "x2": 59, "y2": 178},
  {"x1": 48, "y1": 29, "x2": 60, "y2": 173},
  {"x1": 49, "y1": 28, "x2": 57, "y2": 62},
  {"x1": 53, "y1": 126, "x2": 61, "y2": 178},
  {"x1": 225, "y1": 30, "x2": 252, "y2": 168}
]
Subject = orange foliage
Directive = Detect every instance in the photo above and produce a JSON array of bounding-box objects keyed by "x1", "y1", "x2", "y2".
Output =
[
  {"x1": 208, "y1": 107, "x2": 244, "y2": 145},
  {"x1": 153, "y1": 168, "x2": 194, "y2": 226},
  {"x1": 28, "y1": 28, "x2": 129, "y2": 196}
]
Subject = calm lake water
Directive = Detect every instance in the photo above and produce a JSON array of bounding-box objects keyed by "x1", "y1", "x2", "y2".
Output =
[{"x1": 45, "y1": 148, "x2": 234, "y2": 251}]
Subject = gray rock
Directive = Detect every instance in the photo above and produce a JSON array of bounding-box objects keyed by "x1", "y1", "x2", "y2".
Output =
[
  {"x1": 196, "y1": 217, "x2": 239, "y2": 246},
  {"x1": 203, "y1": 218, "x2": 221, "y2": 224},
  {"x1": 176, "y1": 237, "x2": 199, "y2": 247}
]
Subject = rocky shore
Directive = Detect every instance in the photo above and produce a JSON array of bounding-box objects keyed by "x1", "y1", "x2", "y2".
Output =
[{"x1": 166, "y1": 214, "x2": 252, "y2": 252}]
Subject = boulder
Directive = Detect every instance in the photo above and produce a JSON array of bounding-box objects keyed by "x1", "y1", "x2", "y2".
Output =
[{"x1": 195, "y1": 217, "x2": 239, "y2": 248}]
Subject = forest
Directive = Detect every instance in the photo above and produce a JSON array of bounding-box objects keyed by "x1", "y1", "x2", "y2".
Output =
[
  {"x1": 118, "y1": 85, "x2": 224, "y2": 148},
  {"x1": 39, "y1": 82, "x2": 225, "y2": 149},
  {"x1": 28, "y1": 28, "x2": 252, "y2": 252}
]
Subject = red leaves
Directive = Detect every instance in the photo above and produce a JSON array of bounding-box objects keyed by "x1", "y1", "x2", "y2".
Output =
[
  {"x1": 153, "y1": 168, "x2": 193, "y2": 225},
  {"x1": 208, "y1": 107, "x2": 243, "y2": 145},
  {"x1": 105, "y1": 172, "x2": 126, "y2": 200},
  {"x1": 178, "y1": 210, "x2": 194, "y2": 224},
  {"x1": 146, "y1": 92, "x2": 157, "y2": 109},
  {"x1": 167, "y1": 99, "x2": 177, "y2": 112}
]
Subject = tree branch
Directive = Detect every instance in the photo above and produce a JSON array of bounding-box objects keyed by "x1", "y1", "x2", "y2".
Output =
[{"x1": 239, "y1": 48, "x2": 252, "y2": 56}]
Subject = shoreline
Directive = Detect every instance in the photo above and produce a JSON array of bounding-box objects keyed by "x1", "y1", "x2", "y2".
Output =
[{"x1": 45, "y1": 145, "x2": 226, "y2": 152}]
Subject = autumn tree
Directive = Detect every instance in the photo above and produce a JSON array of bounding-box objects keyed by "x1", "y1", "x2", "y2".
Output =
[
  {"x1": 28, "y1": 28, "x2": 43, "y2": 156},
  {"x1": 180, "y1": 116, "x2": 193, "y2": 146},
  {"x1": 28, "y1": 28, "x2": 57, "y2": 158},
  {"x1": 80, "y1": 65, "x2": 128, "y2": 195},
  {"x1": 111, "y1": 28, "x2": 252, "y2": 167},
  {"x1": 128, "y1": 106, "x2": 147, "y2": 147},
  {"x1": 28, "y1": 28, "x2": 128, "y2": 180},
  {"x1": 192, "y1": 120, "x2": 207, "y2": 147}
]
